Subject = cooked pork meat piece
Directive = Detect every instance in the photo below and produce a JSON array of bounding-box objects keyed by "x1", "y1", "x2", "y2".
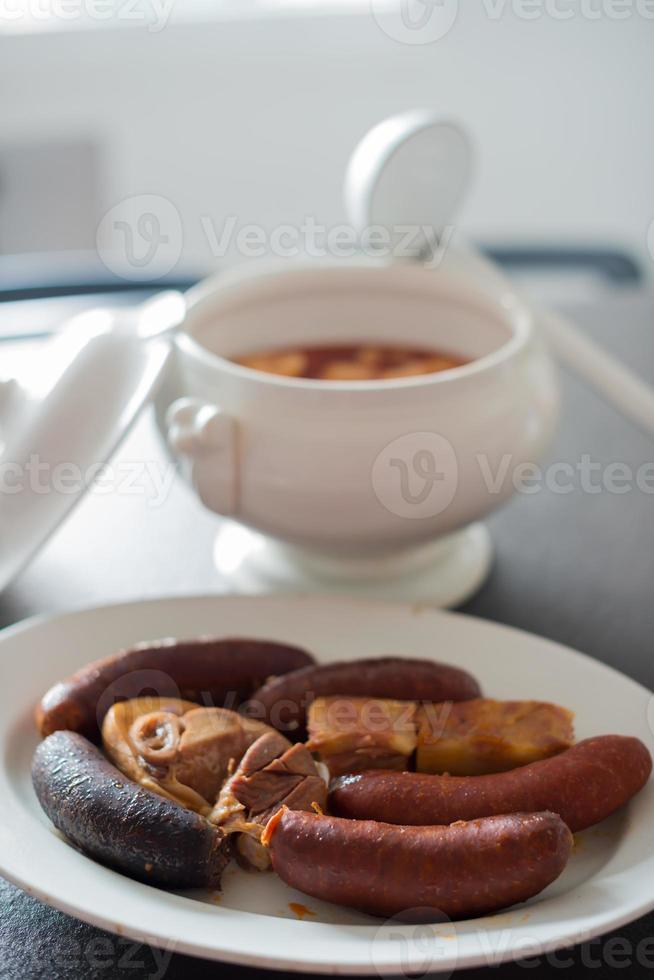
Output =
[
  {"x1": 415, "y1": 699, "x2": 575, "y2": 775},
  {"x1": 211, "y1": 731, "x2": 327, "y2": 870},
  {"x1": 306, "y1": 696, "x2": 418, "y2": 776},
  {"x1": 102, "y1": 698, "x2": 272, "y2": 814}
]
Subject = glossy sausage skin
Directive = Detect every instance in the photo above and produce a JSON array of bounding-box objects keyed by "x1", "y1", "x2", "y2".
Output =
[
  {"x1": 249, "y1": 657, "x2": 481, "y2": 736},
  {"x1": 330, "y1": 735, "x2": 653, "y2": 832},
  {"x1": 264, "y1": 808, "x2": 571, "y2": 921},
  {"x1": 36, "y1": 637, "x2": 314, "y2": 739},
  {"x1": 32, "y1": 731, "x2": 231, "y2": 888}
]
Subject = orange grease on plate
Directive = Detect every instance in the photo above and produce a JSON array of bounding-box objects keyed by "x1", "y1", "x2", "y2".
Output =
[{"x1": 289, "y1": 902, "x2": 316, "y2": 920}]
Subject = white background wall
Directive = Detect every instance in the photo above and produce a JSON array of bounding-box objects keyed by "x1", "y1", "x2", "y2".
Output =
[{"x1": 1, "y1": 3, "x2": 653, "y2": 276}]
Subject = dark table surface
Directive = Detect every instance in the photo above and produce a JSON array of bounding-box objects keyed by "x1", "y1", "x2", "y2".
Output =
[{"x1": 0, "y1": 286, "x2": 653, "y2": 979}]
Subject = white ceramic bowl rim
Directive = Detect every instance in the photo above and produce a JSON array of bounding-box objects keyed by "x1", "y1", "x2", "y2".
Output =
[{"x1": 177, "y1": 258, "x2": 535, "y2": 393}]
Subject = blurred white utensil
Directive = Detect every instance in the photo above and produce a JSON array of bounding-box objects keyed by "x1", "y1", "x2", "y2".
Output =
[
  {"x1": 542, "y1": 308, "x2": 654, "y2": 437},
  {"x1": 0, "y1": 291, "x2": 184, "y2": 592}
]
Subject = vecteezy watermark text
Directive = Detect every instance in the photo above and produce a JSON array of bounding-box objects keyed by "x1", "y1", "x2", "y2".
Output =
[
  {"x1": 0, "y1": 0, "x2": 174, "y2": 32},
  {"x1": 32, "y1": 935, "x2": 174, "y2": 979},
  {"x1": 201, "y1": 215, "x2": 453, "y2": 264},
  {"x1": 480, "y1": 0, "x2": 654, "y2": 20},
  {"x1": 370, "y1": 0, "x2": 654, "y2": 48},
  {"x1": 0, "y1": 456, "x2": 175, "y2": 508},
  {"x1": 95, "y1": 193, "x2": 456, "y2": 280},
  {"x1": 373, "y1": 432, "x2": 654, "y2": 520},
  {"x1": 479, "y1": 453, "x2": 654, "y2": 496}
]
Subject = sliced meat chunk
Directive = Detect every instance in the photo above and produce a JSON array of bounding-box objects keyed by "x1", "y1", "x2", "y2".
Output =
[
  {"x1": 211, "y1": 733, "x2": 327, "y2": 870},
  {"x1": 307, "y1": 696, "x2": 417, "y2": 776},
  {"x1": 102, "y1": 698, "x2": 272, "y2": 814},
  {"x1": 416, "y1": 698, "x2": 574, "y2": 776}
]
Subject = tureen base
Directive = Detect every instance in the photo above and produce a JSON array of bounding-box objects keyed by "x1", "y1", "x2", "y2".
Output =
[{"x1": 213, "y1": 522, "x2": 492, "y2": 608}]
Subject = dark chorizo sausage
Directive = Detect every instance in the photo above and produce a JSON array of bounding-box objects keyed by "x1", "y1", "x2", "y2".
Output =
[
  {"x1": 32, "y1": 731, "x2": 231, "y2": 888},
  {"x1": 329, "y1": 735, "x2": 652, "y2": 832},
  {"x1": 36, "y1": 637, "x2": 314, "y2": 739},
  {"x1": 248, "y1": 657, "x2": 481, "y2": 736},
  {"x1": 262, "y1": 808, "x2": 572, "y2": 921}
]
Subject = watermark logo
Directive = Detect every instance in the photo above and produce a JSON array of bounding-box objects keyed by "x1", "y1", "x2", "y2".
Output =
[
  {"x1": 371, "y1": 0, "x2": 459, "y2": 44},
  {"x1": 369, "y1": 0, "x2": 654, "y2": 40},
  {"x1": 95, "y1": 669, "x2": 183, "y2": 733},
  {"x1": 372, "y1": 432, "x2": 459, "y2": 519},
  {"x1": 372, "y1": 441, "x2": 654, "y2": 522},
  {"x1": 370, "y1": 910, "x2": 457, "y2": 978},
  {"x1": 96, "y1": 207, "x2": 454, "y2": 277},
  {"x1": 96, "y1": 194, "x2": 182, "y2": 282}
]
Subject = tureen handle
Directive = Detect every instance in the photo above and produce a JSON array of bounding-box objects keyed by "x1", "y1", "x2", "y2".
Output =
[{"x1": 166, "y1": 398, "x2": 238, "y2": 517}]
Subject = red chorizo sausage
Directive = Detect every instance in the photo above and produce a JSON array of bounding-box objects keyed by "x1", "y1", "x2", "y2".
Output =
[
  {"x1": 248, "y1": 657, "x2": 481, "y2": 736},
  {"x1": 263, "y1": 808, "x2": 572, "y2": 921},
  {"x1": 329, "y1": 735, "x2": 653, "y2": 832},
  {"x1": 36, "y1": 637, "x2": 314, "y2": 740}
]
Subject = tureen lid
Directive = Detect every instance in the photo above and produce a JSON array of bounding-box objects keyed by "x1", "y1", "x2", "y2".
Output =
[{"x1": 0, "y1": 299, "x2": 177, "y2": 593}]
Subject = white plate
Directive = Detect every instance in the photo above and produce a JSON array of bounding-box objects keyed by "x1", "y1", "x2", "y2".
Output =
[{"x1": 0, "y1": 595, "x2": 653, "y2": 975}]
